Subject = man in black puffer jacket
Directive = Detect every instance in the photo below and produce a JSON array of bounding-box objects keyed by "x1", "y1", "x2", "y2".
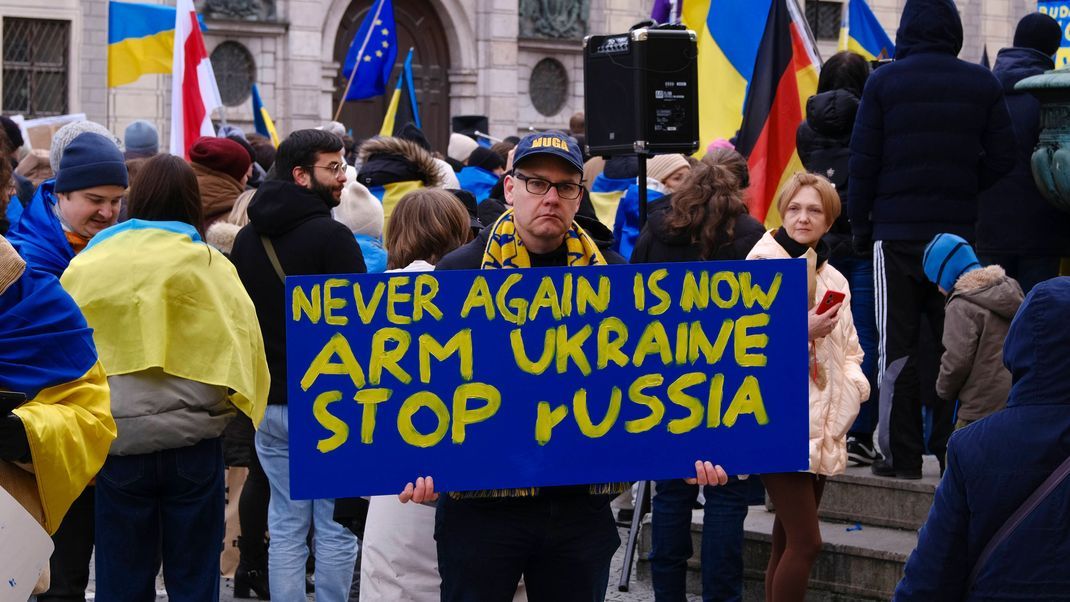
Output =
[
  {"x1": 976, "y1": 13, "x2": 1070, "y2": 294},
  {"x1": 847, "y1": 0, "x2": 1015, "y2": 480},
  {"x1": 230, "y1": 129, "x2": 365, "y2": 600}
]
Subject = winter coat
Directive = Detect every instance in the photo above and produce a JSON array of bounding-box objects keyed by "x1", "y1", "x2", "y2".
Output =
[
  {"x1": 106, "y1": 368, "x2": 232, "y2": 456},
  {"x1": 356, "y1": 137, "x2": 442, "y2": 190},
  {"x1": 230, "y1": 180, "x2": 367, "y2": 405},
  {"x1": 193, "y1": 162, "x2": 244, "y2": 230},
  {"x1": 896, "y1": 277, "x2": 1070, "y2": 600},
  {"x1": 630, "y1": 196, "x2": 765, "y2": 264},
  {"x1": 356, "y1": 233, "x2": 387, "y2": 273},
  {"x1": 747, "y1": 232, "x2": 869, "y2": 476},
  {"x1": 206, "y1": 221, "x2": 240, "y2": 255},
  {"x1": 976, "y1": 47, "x2": 1070, "y2": 256},
  {"x1": 456, "y1": 166, "x2": 499, "y2": 204},
  {"x1": 436, "y1": 212, "x2": 626, "y2": 271},
  {"x1": 937, "y1": 265, "x2": 1023, "y2": 422},
  {"x1": 848, "y1": 0, "x2": 1015, "y2": 243},
  {"x1": 797, "y1": 89, "x2": 859, "y2": 259}
]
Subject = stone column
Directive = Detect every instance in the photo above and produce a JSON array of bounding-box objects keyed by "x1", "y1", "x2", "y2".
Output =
[{"x1": 475, "y1": 0, "x2": 520, "y2": 138}]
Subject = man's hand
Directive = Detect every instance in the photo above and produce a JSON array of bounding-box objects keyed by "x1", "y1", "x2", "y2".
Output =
[
  {"x1": 399, "y1": 476, "x2": 439, "y2": 504},
  {"x1": 684, "y1": 461, "x2": 728, "y2": 487},
  {"x1": 808, "y1": 304, "x2": 841, "y2": 341}
]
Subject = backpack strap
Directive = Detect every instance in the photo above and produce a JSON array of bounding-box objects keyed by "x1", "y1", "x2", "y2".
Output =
[
  {"x1": 969, "y1": 453, "x2": 1070, "y2": 588},
  {"x1": 259, "y1": 235, "x2": 286, "y2": 283}
]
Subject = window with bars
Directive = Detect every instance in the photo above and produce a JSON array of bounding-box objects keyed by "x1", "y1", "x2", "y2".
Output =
[
  {"x1": 805, "y1": 0, "x2": 843, "y2": 41},
  {"x1": 3, "y1": 18, "x2": 70, "y2": 117}
]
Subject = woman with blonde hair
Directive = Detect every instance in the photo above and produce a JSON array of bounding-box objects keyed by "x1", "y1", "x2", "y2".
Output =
[
  {"x1": 360, "y1": 186, "x2": 475, "y2": 601},
  {"x1": 747, "y1": 172, "x2": 869, "y2": 602}
]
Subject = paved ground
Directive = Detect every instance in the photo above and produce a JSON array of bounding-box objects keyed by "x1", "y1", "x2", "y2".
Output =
[{"x1": 82, "y1": 524, "x2": 690, "y2": 601}]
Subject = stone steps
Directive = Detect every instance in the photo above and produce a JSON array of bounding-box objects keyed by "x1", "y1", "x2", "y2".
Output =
[{"x1": 633, "y1": 458, "x2": 942, "y2": 600}]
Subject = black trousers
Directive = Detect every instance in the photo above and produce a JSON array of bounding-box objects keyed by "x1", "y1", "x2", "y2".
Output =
[
  {"x1": 37, "y1": 486, "x2": 94, "y2": 602},
  {"x1": 874, "y1": 241, "x2": 955, "y2": 471},
  {"x1": 435, "y1": 493, "x2": 620, "y2": 602},
  {"x1": 237, "y1": 444, "x2": 270, "y2": 570}
]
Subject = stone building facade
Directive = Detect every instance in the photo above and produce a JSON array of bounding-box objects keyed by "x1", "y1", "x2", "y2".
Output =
[{"x1": 0, "y1": 0, "x2": 1047, "y2": 153}]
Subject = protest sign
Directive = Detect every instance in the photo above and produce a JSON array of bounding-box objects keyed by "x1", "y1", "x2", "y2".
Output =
[
  {"x1": 285, "y1": 259, "x2": 809, "y2": 499},
  {"x1": 1040, "y1": 1, "x2": 1070, "y2": 68}
]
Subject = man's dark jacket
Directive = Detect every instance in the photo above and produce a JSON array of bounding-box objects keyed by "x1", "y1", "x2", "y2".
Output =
[
  {"x1": 976, "y1": 47, "x2": 1070, "y2": 256},
  {"x1": 629, "y1": 196, "x2": 765, "y2": 264},
  {"x1": 896, "y1": 278, "x2": 1070, "y2": 600},
  {"x1": 230, "y1": 179, "x2": 366, "y2": 406},
  {"x1": 848, "y1": 0, "x2": 1015, "y2": 243}
]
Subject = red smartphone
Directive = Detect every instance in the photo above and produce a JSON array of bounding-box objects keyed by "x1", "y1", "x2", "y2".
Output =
[{"x1": 816, "y1": 290, "x2": 846, "y2": 315}]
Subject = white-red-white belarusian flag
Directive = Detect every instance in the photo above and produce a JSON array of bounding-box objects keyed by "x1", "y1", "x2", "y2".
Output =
[{"x1": 170, "y1": 0, "x2": 222, "y2": 158}]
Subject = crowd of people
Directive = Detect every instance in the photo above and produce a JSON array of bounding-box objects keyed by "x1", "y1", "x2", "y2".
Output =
[{"x1": 1, "y1": 0, "x2": 1069, "y2": 600}]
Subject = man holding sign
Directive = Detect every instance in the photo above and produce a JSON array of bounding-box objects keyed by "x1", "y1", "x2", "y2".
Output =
[{"x1": 285, "y1": 131, "x2": 809, "y2": 601}]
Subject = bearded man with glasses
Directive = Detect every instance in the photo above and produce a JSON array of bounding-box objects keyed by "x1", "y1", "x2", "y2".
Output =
[{"x1": 230, "y1": 129, "x2": 366, "y2": 600}]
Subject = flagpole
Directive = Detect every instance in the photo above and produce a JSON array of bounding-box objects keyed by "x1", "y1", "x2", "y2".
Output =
[{"x1": 333, "y1": 0, "x2": 388, "y2": 122}]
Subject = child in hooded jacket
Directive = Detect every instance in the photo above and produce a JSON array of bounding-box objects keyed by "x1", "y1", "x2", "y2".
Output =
[{"x1": 923, "y1": 234, "x2": 1025, "y2": 430}]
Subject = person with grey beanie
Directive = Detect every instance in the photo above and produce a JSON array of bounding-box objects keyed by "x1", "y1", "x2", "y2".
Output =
[{"x1": 123, "y1": 120, "x2": 159, "y2": 160}]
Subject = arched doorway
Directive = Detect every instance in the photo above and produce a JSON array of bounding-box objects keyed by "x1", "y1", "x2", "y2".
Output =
[{"x1": 332, "y1": 0, "x2": 452, "y2": 153}]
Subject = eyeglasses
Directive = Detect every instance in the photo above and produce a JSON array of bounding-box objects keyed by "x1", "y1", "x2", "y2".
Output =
[
  {"x1": 304, "y1": 162, "x2": 347, "y2": 177},
  {"x1": 513, "y1": 172, "x2": 583, "y2": 200}
]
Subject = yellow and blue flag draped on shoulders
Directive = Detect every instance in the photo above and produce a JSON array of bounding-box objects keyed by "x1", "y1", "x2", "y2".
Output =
[
  {"x1": 368, "y1": 180, "x2": 424, "y2": 227},
  {"x1": 252, "y1": 84, "x2": 280, "y2": 147},
  {"x1": 60, "y1": 220, "x2": 270, "y2": 426},
  {"x1": 682, "y1": 0, "x2": 774, "y2": 153},
  {"x1": 0, "y1": 248, "x2": 115, "y2": 534},
  {"x1": 837, "y1": 0, "x2": 894, "y2": 61},
  {"x1": 107, "y1": 1, "x2": 207, "y2": 88}
]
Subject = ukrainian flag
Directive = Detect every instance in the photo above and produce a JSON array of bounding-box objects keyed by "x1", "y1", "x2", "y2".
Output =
[
  {"x1": 838, "y1": 0, "x2": 894, "y2": 61},
  {"x1": 252, "y1": 84, "x2": 280, "y2": 147},
  {"x1": 369, "y1": 181, "x2": 424, "y2": 231},
  {"x1": 107, "y1": 1, "x2": 205, "y2": 88},
  {"x1": 682, "y1": 0, "x2": 773, "y2": 152},
  {"x1": 588, "y1": 174, "x2": 633, "y2": 230}
]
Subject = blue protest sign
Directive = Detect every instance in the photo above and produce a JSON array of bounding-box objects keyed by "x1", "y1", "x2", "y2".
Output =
[
  {"x1": 285, "y1": 259, "x2": 809, "y2": 499},
  {"x1": 1040, "y1": 1, "x2": 1070, "y2": 68}
]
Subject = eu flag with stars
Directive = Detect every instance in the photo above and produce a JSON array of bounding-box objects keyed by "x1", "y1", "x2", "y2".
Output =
[{"x1": 342, "y1": 0, "x2": 398, "y2": 101}]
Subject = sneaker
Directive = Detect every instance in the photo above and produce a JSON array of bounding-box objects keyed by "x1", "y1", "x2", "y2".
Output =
[
  {"x1": 871, "y1": 458, "x2": 922, "y2": 480},
  {"x1": 847, "y1": 437, "x2": 883, "y2": 466}
]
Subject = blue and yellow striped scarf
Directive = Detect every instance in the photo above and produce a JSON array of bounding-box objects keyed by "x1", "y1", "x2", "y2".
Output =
[{"x1": 480, "y1": 209, "x2": 606, "y2": 269}]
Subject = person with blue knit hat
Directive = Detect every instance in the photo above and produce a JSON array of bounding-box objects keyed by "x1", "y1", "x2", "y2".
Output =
[
  {"x1": 7, "y1": 131, "x2": 127, "y2": 278},
  {"x1": 924, "y1": 233, "x2": 1024, "y2": 434}
]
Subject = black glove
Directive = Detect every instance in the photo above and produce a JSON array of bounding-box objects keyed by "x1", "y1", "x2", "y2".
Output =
[
  {"x1": 852, "y1": 235, "x2": 874, "y2": 258},
  {"x1": 0, "y1": 412, "x2": 31, "y2": 464}
]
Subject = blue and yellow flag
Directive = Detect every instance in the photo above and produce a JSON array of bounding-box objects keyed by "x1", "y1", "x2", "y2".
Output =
[
  {"x1": 588, "y1": 173, "x2": 633, "y2": 230},
  {"x1": 379, "y1": 47, "x2": 421, "y2": 137},
  {"x1": 1, "y1": 247, "x2": 115, "y2": 534},
  {"x1": 107, "y1": 1, "x2": 205, "y2": 88},
  {"x1": 368, "y1": 181, "x2": 424, "y2": 228},
  {"x1": 837, "y1": 0, "x2": 894, "y2": 61},
  {"x1": 682, "y1": 0, "x2": 774, "y2": 152},
  {"x1": 252, "y1": 84, "x2": 280, "y2": 147},
  {"x1": 342, "y1": 0, "x2": 398, "y2": 101}
]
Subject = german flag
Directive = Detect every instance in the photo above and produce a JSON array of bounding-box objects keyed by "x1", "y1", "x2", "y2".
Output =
[{"x1": 735, "y1": 0, "x2": 820, "y2": 228}]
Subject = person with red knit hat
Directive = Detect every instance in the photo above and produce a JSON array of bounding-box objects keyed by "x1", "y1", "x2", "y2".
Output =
[{"x1": 189, "y1": 136, "x2": 253, "y2": 230}]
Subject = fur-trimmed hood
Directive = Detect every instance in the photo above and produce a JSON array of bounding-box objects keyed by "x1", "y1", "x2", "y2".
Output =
[
  {"x1": 950, "y1": 265, "x2": 1024, "y2": 321},
  {"x1": 356, "y1": 136, "x2": 442, "y2": 189},
  {"x1": 205, "y1": 221, "x2": 241, "y2": 255}
]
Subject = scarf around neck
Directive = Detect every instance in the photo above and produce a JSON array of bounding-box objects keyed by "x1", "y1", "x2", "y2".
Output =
[
  {"x1": 775, "y1": 227, "x2": 830, "y2": 268},
  {"x1": 481, "y1": 208, "x2": 606, "y2": 270}
]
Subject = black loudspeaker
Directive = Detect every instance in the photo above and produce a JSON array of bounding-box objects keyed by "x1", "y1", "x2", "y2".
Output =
[
  {"x1": 583, "y1": 27, "x2": 699, "y2": 157},
  {"x1": 452, "y1": 115, "x2": 489, "y2": 138}
]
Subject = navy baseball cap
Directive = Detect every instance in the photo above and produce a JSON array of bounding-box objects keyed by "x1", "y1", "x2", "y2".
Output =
[{"x1": 512, "y1": 131, "x2": 584, "y2": 174}]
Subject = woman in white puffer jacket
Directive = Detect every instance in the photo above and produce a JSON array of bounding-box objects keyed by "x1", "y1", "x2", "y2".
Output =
[{"x1": 746, "y1": 172, "x2": 869, "y2": 602}]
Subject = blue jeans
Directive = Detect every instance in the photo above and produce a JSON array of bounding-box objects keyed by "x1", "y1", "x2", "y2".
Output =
[
  {"x1": 649, "y1": 478, "x2": 753, "y2": 602},
  {"x1": 256, "y1": 404, "x2": 358, "y2": 601},
  {"x1": 832, "y1": 255, "x2": 879, "y2": 440},
  {"x1": 94, "y1": 437, "x2": 224, "y2": 602}
]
